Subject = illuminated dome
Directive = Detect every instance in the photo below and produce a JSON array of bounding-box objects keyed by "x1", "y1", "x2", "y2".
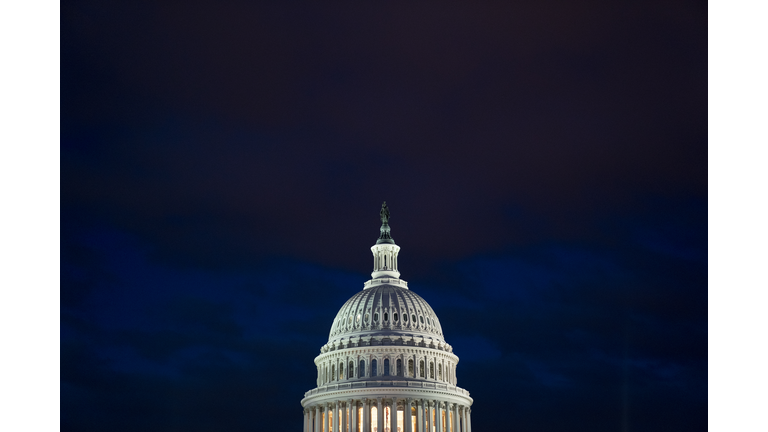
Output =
[
  {"x1": 327, "y1": 285, "x2": 447, "y2": 348},
  {"x1": 301, "y1": 202, "x2": 474, "y2": 432}
]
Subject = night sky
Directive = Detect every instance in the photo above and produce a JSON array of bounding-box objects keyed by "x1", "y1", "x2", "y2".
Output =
[{"x1": 60, "y1": 1, "x2": 707, "y2": 431}]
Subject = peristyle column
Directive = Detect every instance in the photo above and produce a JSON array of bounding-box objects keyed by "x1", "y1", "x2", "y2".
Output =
[
  {"x1": 362, "y1": 398, "x2": 370, "y2": 432},
  {"x1": 405, "y1": 398, "x2": 413, "y2": 432},
  {"x1": 390, "y1": 399, "x2": 398, "y2": 432},
  {"x1": 377, "y1": 397, "x2": 384, "y2": 432}
]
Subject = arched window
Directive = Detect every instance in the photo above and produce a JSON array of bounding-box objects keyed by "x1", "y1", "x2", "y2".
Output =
[
  {"x1": 332, "y1": 365, "x2": 336, "y2": 381},
  {"x1": 384, "y1": 312, "x2": 388, "y2": 322},
  {"x1": 396, "y1": 359, "x2": 402, "y2": 376},
  {"x1": 372, "y1": 359, "x2": 378, "y2": 376},
  {"x1": 408, "y1": 359, "x2": 414, "y2": 377},
  {"x1": 430, "y1": 362, "x2": 434, "y2": 378},
  {"x1": 438, "y1": 364, "x2": 442, "y2": 380},
  {"x1": 339, "y1": 363, "x2": 344, "y2": 380},
  {"x1": 419, "y1": 360, "x2": 425, "y2": 378},
  {"x1": 384, "y1": 359, "x2": 390, "y2": 376},
  {"x1": 349, "y1": 361, "x2": 354, "y2": 378},
  {"x1": 359, "y1": 360, "x2": 365, "y2": 377}
]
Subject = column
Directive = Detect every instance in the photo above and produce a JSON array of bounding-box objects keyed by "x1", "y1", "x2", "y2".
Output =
[
  {"x1": 390, "y1": 399, "x2": 398, "y2": 432},
  {"x1": 334, "y1": 400, "x2": 340, "y2": 432},
  {"x1": 466, "y1": 408, "x2": 471, "y2": 432},
  {"x1": 350, "y1": 399, "x2": 357, "y2": 432},
  {"x1": 426, "y1": 401, "x2": 433, "y2": 432},
  {"x1": 326, "y1": 403, "x2": 332, "y2": 432},
  {"x1": 457, "y1": 406, "x2": 463, "y2": 432},
  {"x1": 315, "y1": 405, "x2": 322, "y2": 432},
  {"x1": 362, "y1": 398, "x2": 370, "y2": 432},
  {"x1": 434, "y1": 401, "x2": 442, "y2": 432},
  {"x1": 377, "y1": 397, "x2": 384, "y2": 432},
  {"x1": 416, "y1": 400, "x2": 423, "y2": 432},
  {"x1": 405, "y1": 398, "x2": 413, "y2": 432},
  {"x1": 343, "y1": 400, "x2": 349, "y2": 432},
  {"x1": 452, "y1": 404, "x2": 458, "y2": 432}
]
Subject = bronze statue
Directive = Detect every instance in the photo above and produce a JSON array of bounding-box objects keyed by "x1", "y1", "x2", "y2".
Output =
[{"x1": 380, "y1": 201, "x2": 390, "y2": 223}]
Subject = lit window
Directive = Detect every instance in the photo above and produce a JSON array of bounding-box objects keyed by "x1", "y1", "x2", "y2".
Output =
[
  {"x1": 419, "y1": 361, "x2": 425, "y2": 377},
  {"x1": 349, "y1": 316, "x2": 353, "y2": 325},
  {"x1": 357, "y1": 314, "x2": 361, "y2": 323}
]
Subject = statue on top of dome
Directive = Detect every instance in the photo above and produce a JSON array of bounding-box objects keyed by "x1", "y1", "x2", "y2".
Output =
[{"x1": 380, "y1": 201, "x2": 390, "y2": 224}]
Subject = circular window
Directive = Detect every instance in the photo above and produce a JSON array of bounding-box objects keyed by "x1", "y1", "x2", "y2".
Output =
[
  {"x1": 384, "y1": 313, "x2": 388, "y2": 322},
  {"x1": 419, "y1": 316, "x2": 424, "y2": 324},
  {"x1": 374, "y1": 313, "x2": 379, "y2": 322},
  {"x1": 412, "y1": 314, "x2": 416, "y2": 323},
  {"x1": 394, "y1": 313, "x2": 399, "y2": 322},
  {"x1": 365, "y1": 313, "x2": 369, "y2": 323}
]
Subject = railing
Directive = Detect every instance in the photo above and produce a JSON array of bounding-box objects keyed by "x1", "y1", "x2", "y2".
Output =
[
  {"x1": 304, "y1": 381, "x2": 470, "y2": 398},
  {"x1": 363, "y1": 278, "x2": 409, "y2": 289}
]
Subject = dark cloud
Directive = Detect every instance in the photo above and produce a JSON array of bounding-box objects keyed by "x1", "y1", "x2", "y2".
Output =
[{"x1": 61, "y1": 0, "x2": 706, "y2": 430}]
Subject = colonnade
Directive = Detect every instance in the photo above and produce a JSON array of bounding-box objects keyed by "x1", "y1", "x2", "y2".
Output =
[{"x1": 303, "y1": 398, "x2": 471, "y2": 432}]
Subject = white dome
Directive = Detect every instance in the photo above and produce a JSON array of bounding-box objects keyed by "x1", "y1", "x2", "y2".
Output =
[{"x1": 328, "y1": 283, "x2": 445, "y2": 344}]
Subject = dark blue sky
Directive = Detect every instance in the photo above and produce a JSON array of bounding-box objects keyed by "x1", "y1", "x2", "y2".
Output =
[{"x1": 61, "y1": 1, "x2": 707, "y2": 431}]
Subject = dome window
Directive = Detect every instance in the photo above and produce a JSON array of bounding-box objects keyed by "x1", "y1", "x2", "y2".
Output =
[
  {"x1": 365, "y1": 313, "x2": 369, "y2": 323},
  {"x1": 348, "y1": 316, "x2": 353, "y2": 325},
  {"x1": 403, "y1": 314, "x2": 408, "y2": 322},
  {"x1": 383, "y1": 312, "x2": 388, "y2": 322},
  {"x1": 419, "y1": 316, "x2": 424, "y2": 324},
  {"x1": 394, "y1": 312, "x2": 399, "y2": 322},
  {"x1": 373, "y1": 312, "x2": 379, "y2": 322},
  {"x1": 411, "y1": 314, "x2": 416, "y2": 323},
  {"x1": 356, "y1": 314, "x2": 361, "y2": 323},
  {"x1": 426, "y1": 317, "x2": 431, "y2": 325}
]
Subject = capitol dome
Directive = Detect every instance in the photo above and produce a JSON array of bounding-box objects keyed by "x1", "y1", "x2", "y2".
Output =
[{"x1": 301, "y1": 202, "x2": 473, "y2": 432}]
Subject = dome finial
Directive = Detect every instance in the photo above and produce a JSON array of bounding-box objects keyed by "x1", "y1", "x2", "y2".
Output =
[{"x1": 377, "y1": 201, "x2": 394, "y2": 244}]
